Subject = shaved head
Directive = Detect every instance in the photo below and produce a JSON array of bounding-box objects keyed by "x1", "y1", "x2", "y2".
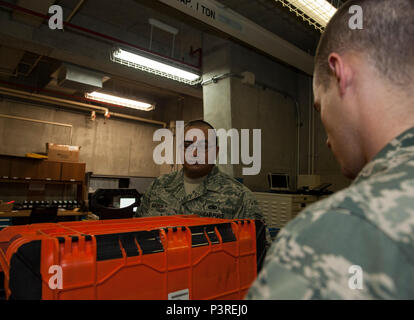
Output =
[{"x1": 315, "y1": 0, "x2": 414, "y2": 89}]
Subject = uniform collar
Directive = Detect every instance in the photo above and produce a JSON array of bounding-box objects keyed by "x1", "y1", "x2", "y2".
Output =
[
  {"x1": 353, "y1": 126, "x2": 414, "y2": 184},
  {"x1": 167, "y1": 166, "x2": 221, "y2": 203},
  {"x1": 204, "y1": 166, "x2": 224, "y2": 192}
]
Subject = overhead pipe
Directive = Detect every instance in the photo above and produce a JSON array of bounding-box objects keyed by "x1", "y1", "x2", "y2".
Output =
[
  {"x1": 0, "y1": 85, "x2": 109, "y2": 112},
  {"x1": 0, "y1": 113, "x2": 73, "y2": 144},
  {"x1": 0, "y1": 86, "x2": 167, "y2": 128},
  {"x1": 0, "y1": 0, "x2": 202, "y2": 71},
  {"x1": 65, "y1": 0, "x2": 85, "y2": 22},
  {"x1": 0, "y1": 80, "x2": 119, "y2": 111},
  {"x1": 0, "y1": 79, "x2": 167, "y2": 127},
  {"x1": 201, "y1": 73, "x2": 242, "y2": 86}
]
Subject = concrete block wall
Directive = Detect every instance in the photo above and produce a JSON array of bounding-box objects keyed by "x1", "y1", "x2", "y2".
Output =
[
  {"x1": 0, "y1": 99, "x2": 160, "y2": 177},
  {"x1": 231, "y1": 80, "x2": 298, "y2": 192},
  {"x1": 0, "y1": 92, "x2": 204, "y2": 177}
]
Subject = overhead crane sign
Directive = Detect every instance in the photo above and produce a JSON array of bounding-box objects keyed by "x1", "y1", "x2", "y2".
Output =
[{"x1": 177, "y1": 0, "x2": 216, "y2": 20}]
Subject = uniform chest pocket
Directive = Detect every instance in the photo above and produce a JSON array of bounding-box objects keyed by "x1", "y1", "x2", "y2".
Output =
[
  {"x1": 150, "y1": 201, "x2": 175, "y2": 214},
  {"x1": 198, "y1": 202, "x2": 227, "y2": 219}
]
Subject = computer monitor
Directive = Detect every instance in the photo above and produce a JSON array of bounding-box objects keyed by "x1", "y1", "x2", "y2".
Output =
[
  {"x1": 120, "y1": 198, "x2": 137, "y2": 213},
  {"x1": 268, "y1": 173, "x2": 290, "y2": 191}
]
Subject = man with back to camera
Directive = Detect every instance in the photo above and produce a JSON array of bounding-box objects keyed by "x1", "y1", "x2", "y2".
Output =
[
  {"x1": 137, "y1": 119, "x2": 266, "y2": 223},
  {"x1": 246, "y1": 0, "x2": 414, "y2": 299}
]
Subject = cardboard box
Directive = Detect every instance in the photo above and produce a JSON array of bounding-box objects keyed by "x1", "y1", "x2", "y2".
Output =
[
  {"x1": 46, "y1": 143, "x2": 81, "y2": 163},
  {"x1": 0, "y1": 201, "x2": 13, "y2": 212}
]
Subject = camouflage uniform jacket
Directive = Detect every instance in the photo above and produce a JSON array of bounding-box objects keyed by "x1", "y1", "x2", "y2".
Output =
[
  {"x1": 137, "y1": 166, "x2": 264, "y2": 221},
  {"x1": 246, "y1": 127, "x2": 414, "y2": 299}
]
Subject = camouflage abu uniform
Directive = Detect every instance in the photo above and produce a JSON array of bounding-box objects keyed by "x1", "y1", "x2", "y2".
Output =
[
  {"x1": 137, "y1": 166, "x2": 264, "y2": 221},
  {"x1": 246, "y1": 127, "x2": 414, "y2": 299}
]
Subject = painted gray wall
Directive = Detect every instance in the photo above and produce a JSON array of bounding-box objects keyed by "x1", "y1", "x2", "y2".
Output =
[
  {"x1": 229, "y1": 42, "x2": 302, "y2": 191},
  {"x1": 202, "y1": 39, "x2": 351, "y2": 192}
]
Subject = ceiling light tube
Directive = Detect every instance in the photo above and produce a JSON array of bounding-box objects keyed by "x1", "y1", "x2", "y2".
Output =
[
  {"x1": 85, "y1": 91, "x2": 155, "y2": 111},
  {"x1": 111, "y1": 48, "x2": 201, "y2": 85},
  {"x1": 281, "y1": 0, "x2": 337, "y2": 27}
]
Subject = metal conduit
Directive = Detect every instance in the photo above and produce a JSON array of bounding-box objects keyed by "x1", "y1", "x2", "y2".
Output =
[
  {"x1": 0, "y1": 113, "x2": 73, "y2": 145},
  {"x1": 0, "y1": 86, "x2": 167, "y2": 128}
]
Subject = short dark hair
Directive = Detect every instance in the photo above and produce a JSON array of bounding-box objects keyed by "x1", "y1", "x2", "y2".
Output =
[
  {"x1": 315, "y1": 0, "x2": 414, "y2": 89},
  {"x1": 184, "y1": 119, "x2": 215, "y2": 131}
]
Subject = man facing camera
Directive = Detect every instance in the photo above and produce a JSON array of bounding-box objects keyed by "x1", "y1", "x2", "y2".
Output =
[{"x1": 137, "y1": 120, "x2": 265, "y2": 222}]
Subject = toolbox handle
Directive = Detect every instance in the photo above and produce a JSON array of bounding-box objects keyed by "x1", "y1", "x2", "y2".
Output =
[{"x1": 95, "y1": 230, "x2": 165, "y2": 261}]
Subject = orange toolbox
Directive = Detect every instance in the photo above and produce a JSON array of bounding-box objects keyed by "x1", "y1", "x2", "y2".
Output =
[{"x1": 0, "y1": 215, "x2": 266, "y2": 300}]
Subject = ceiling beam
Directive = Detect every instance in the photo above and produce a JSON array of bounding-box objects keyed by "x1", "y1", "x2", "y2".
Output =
[
  {"x1": 152, "y1": 0, "x2": 314, "y2": 75},
  {"x1": 0, "y1": 9, "x2": 203, "y2": 99}
]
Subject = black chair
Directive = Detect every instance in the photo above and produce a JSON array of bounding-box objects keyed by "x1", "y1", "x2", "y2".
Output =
[
  {"x1": 94, "y1": 205, "x2": 138, "y2": 220},
  {"x1": 29, "y1": 206, "x2": 58, "y2": 224},
  {"x1": 90, "y1": 189, "x2": 141, "y2": 220}
]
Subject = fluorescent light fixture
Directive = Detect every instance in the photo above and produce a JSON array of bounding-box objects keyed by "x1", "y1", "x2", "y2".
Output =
[
  {"x1": 85, "y1": 91, "x2": 155, "y2": 111},
  {"x1": 277, "y1": 0, "x2": 338, "y2": 30},
  {"x1": 111, "y1": 48, "x2": 201, "y2": 85}
]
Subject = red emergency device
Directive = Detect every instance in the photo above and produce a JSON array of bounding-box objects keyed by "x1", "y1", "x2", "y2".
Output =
[{"x1": 0, "y1": 215, "x2": 266, "y2": 300}]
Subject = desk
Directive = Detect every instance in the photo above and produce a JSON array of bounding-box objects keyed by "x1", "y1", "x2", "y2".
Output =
[
  {"x1": 0, "y1": 210, "x2": 89, "y2": 226},
  {"x1": 0, "y1": 210, "x2": 88, "y2": 218}
]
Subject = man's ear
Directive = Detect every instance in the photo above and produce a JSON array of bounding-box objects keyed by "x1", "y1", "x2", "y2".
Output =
[{"x1": 328, "y1": 53, "x2": 351, "y2": 97}]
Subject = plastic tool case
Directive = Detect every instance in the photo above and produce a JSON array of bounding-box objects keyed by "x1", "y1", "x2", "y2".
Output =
[{"x1": 0, "y1": 215, "x2": 266, "y2": 300}]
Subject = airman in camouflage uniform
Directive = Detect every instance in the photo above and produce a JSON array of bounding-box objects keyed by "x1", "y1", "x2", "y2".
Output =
[
  {"x1": 137, "y1": 165, "x2": 263, "y2": 221},
  {"x1": 247, "y1": 0, "x2": 414, "y2": 299},
  {"x1": 137, "y1": 119, "x2": 270, "y2": 245},
  {"x1": 247, "y1": 129, "x2": 414, "y2": 299}
]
